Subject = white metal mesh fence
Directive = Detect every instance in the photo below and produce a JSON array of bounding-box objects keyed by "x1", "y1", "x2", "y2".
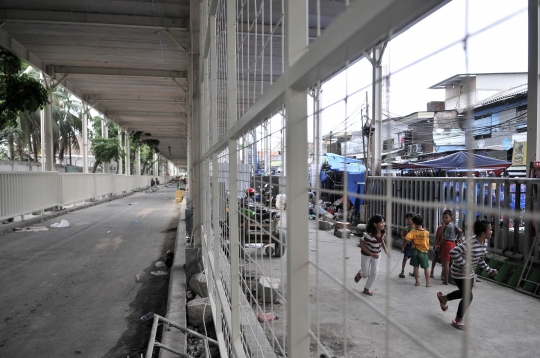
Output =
[{"x1": 194, "y1": 1, "x2": 539, "y2": 357}]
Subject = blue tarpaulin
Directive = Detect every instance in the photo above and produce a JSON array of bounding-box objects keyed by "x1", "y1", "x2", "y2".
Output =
[
  {"x1": 393, "y1": 152, "x2": 511, "y2": 171},
  {"x1": 321, "y1": 153, "x2": 366, "y2": 209}
]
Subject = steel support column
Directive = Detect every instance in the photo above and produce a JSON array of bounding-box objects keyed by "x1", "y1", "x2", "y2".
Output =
[
  {"x1": 82, "y1": 102, "x2": 89, "y2": 173},
  {"x1": 210, "y1": 13, "x2": 218, "y2": 146},
  {"x1": 372, "y1": 44, "x2": 384, "y2": 176},
  {"x1": 211, "y1": 153, "x2": 222, "y2": 337},
  {"x1": 191, "y1": 0, "x2": 202, "y2": 247},
  {"x1": 285, "y1": 0, "x2": 309, "y2": 356},
  {"x1": 125, "y1": 131, "x2": 131, "y2": 175},
  {"x1": 135, "y1": 146, "x2": 141, "y2": 175},
  {"x1": 228, "y1": 139, "x2": 242, "y2": 356},
  {"x1": 525, "y1": 0, "x2": 540, "y2": 254},
  {"x1": 103, "y1": 117, "x2": 110, "y2": 173},
  {"x1": 527, "y1": 0, "x2": 540, "y2": 169},
  {"x1": 40, "y1": 74, "x2": 54, "y2": 171}
]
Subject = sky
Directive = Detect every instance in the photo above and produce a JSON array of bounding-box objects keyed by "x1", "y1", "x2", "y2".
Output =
[{"x1": 311, "y1": 0, "x2": 529, "y2": 139}]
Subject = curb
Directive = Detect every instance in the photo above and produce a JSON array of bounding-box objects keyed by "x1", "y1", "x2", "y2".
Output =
[{"x1": 160, "y1": 199, "x2": 187, "y2": 358}]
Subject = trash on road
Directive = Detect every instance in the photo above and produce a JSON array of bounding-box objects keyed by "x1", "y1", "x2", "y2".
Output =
[
  {"x1": 151, "y1": 270, "x2": 168, "y2": 276},
  {"x1": 140, "y1": 312, "x2": 154, "y2": 323},
  {"x1": 107, "y1": 231, "x2": 111, "y2": 233},
  {"x1": 128, "y1": 202, "x2": 139, "y2": 205},
  {"x1": 155, "y1": 261, "x2": 166, "y2": 268},
  {"x1": 257, "y1": 312, "x2": 278, "y2": 322},
  {"x1": 14, "y1": 226, "x2": 48, "y2": 232},
  {"x1": 131, "y1": 219, "x2": 138, "y2": 223},
  {"x1": 50, "y1": 219, "x2": 70, "y2": 228}
]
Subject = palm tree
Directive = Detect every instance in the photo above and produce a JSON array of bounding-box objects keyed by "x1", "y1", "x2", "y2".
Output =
[{"x1": 51, "y1": 88, "x2": 81, "y2": 164}]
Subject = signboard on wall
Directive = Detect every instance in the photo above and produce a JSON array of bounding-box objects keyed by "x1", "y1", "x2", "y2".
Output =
[{"x1": 512, "y1": 141, "x2": 527, "y2": 166}]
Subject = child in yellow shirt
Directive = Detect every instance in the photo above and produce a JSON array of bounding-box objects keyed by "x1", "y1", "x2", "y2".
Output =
[{"x1": 405, "y1": 214, "x2": 431, "y2": 287}]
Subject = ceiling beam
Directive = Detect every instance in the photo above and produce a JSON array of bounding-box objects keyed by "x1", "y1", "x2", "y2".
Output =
[
  {"x1": 47, "y1": 65, "x2": 187, "y2": 79},
  {"x1": 107, "y1": 110, "x2": 186, "y2": 117},
  {"x1": 0, "y1": 9, "x2": 187, "y2": 30},
  {"x1": 84, "y1": 95, "x2": 187, "y2": 103}
]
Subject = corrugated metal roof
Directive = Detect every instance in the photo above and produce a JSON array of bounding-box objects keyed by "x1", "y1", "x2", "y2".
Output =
[{"x1": 473, "y1": 84, "x2": 528, "y2": 108}]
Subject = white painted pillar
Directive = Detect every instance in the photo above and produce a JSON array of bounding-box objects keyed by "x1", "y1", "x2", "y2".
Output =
[
  {"x1": 285, "y1": 0, "x2": 309, "y2": 356},
  {"x1": 118, "y1": 129, "x2": 123, "y2": 174},
  {"x1": 210, "y1": 13, "x2": 218, "y2": 146},
  {"x1": 372, "y1": 44, "x2": 384, "y2": 176},
  {"x1": 226, "y1": 0, "x2": 241, "y2": 353},
  {"x1": 264, "y1": 123, "x2": 270, "y2": 172},
  {"x1": 153, "y1": 153, "x2": 158, "y2": 175},
  {"x1": 40, "y1": 74, "x2": 54, "y2": 171},
  {"x1": 82, "y1": 102, "x2": 89, "y2": 173},
  {"x1": 103, "y1": 117, "x2": 110, "y2": 173},
  {"x1": 125, "y1": 132, "x2": 131, "y2": 175},
  {"x1": 135, "y1": 146, "x2": 141, "y2": 175}
]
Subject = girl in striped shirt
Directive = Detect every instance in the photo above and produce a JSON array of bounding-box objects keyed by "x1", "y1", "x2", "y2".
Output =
[
  {"x1": 354, "y1": 214, "x2": 390, "y2": 296},
  {"x1": 436, "y1": 219, "x2": 497, "y2": 330}
]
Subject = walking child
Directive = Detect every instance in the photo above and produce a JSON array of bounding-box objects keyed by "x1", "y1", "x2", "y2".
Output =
[
  {"x1": 354, "y1": 214, "x2": 390, "y2": 296},
  {"x1": 399, "y1": 212, "x2": 415, "y2": 278},
  {"x1": 404, "y1": 215, "x2": 431, "y2": 287},
  {"x1": 436, "y1": 219, "x2": 497, "y2": 330},
  {"x1": 439, "y1": 210, "x2": 463, "y2": 285}
]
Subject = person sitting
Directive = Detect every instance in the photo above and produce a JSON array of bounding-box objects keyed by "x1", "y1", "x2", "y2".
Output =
[{"x1": 150, "y1": 178, "x2": 155, "y2": 187}]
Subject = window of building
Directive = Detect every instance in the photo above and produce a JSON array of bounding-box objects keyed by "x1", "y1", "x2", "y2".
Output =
[
  {"x1": 459, "y1": 85, "x2": 464, "y2": 94},
  {"x1": 383, "y1": 139, "x2": 394, "y2": 151},
  {"x1": 473, "y1": 113, "x2": 492, "y2": 140},
  {"x1": 516, "y1": 105, "x2": 527, "y2": 132}
]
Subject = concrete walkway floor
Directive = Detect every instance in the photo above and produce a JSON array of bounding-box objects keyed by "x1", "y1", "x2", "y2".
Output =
[{"x1": 234, "y1": 217, "x2": 540, "y2": 358}]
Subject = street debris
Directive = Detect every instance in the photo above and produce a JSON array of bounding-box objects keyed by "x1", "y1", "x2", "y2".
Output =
[
  {"x1": 128, "y1": 202, "x2": 139, "y2": 205},
  {"x1": 131, "y1": 219, "x2": 138, "y2": 223},
  {"x1": 50, "y1": 219, "x2": 70, "y2": 228},
  {"x1": 151, "y1": 270, "x2": 168, "y2": 276},
  {"x1": 155, "y1": 261, "x2": 166, "y2": 268},
  {"x1": 257, "y1": 312, "x2": 278, "y2": 322},
  {"x1": 14, "y1": 225, "x2": 48, "y2": 232}
]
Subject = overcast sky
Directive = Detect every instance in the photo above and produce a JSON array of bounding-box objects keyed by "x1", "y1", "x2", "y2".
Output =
[{"x1": 313, "y1": 0, "x2": 529, "y2": 138}]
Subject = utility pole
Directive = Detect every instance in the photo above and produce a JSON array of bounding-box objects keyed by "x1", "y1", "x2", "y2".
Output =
[{"x1": 329, "y1": 131, "x2": 333, "y2": 153}]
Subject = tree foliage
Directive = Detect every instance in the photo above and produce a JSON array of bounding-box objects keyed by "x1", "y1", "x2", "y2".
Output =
[
  {"x1": 90, "y1": 137, "x2": 120, "y2": 173},
  {"x1": 0, "y1": 48, "x2": 48, "y2": 130}
]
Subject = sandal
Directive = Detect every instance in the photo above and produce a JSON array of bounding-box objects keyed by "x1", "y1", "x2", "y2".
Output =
[
  {"x1": 362, "y1": 289, "x2": 373, "y2": 296},
  {"x1": 354, "y1": 271, "x2": 362, "y2": 283},
  {"x1": 399, "y1": 273, "x2": 405, "y2": 278},
  {"x1": 429, "y1": 273, "x2": 435, "y2": 278},
  {"x1": 409, "y1": 272, "x2": 414, "y2": 277},
  {"x1": 437, "y1": 292, "x2": 448, "y2": 311},
  {"x1": 452, "y1": 319, "x2": 466, "y2": 330}
]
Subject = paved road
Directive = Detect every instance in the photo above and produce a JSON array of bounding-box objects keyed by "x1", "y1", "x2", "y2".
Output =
[{"x1": 0, "y1": 186, "x2": 180, "y2": 358}]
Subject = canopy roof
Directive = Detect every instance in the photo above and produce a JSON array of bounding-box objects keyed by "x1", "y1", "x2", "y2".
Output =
[
  {"x1": 323, "y1": 153, "x2": 366, "y2": 173},
  {"x1": 392, "y1": 152, "x2": 511, "y2": 171}
]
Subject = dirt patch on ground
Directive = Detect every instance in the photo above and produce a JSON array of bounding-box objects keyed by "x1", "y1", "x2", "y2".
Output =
[{"x1": 102, "y1": 232, "x2": 176, "y2": 358}]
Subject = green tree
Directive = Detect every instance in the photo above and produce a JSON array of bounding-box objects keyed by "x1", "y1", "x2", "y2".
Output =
[
  {"x1": 0, "y1": 48, "x2": 48, "y2": 131},
  {"x1": 90, "y1": 137, "x2": 120, "y2": 173}
]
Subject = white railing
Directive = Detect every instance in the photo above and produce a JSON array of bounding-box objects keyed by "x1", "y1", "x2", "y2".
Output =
[
  {"x1": 0, "y1": 171, "x2": 60, "y2": 221},
  {"x1": 0, "y1": 171, "x2": 161, "y2": 221}
]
